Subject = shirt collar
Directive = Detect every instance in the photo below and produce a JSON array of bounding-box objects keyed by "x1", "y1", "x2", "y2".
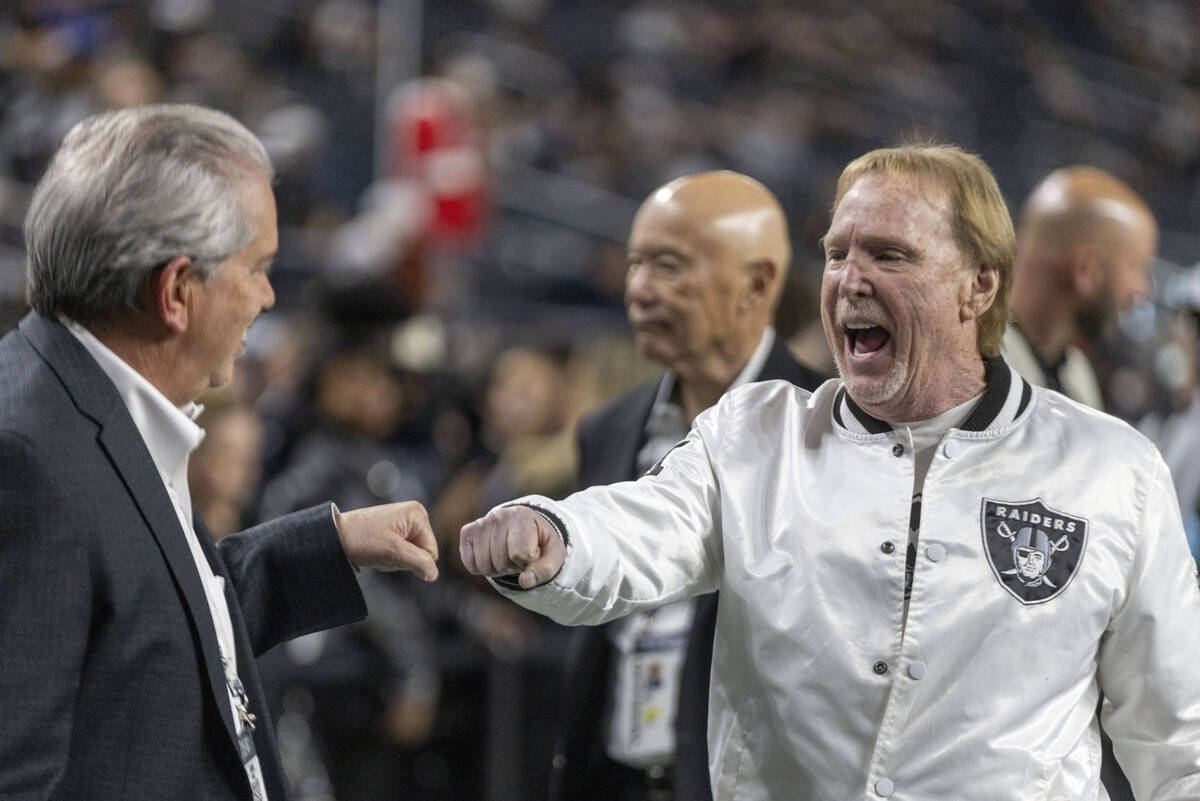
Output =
[
  {"x1": 62, "y1": 317, "x2": 205, "y2": 483},
  {"x1": 832, "y1": 355, "x2": 1032, "y2": 436}
]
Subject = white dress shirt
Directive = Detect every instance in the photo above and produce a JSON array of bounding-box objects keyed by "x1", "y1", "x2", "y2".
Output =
[{"x1": 64, "y1": 318, "x2": 269, "y2": 800}]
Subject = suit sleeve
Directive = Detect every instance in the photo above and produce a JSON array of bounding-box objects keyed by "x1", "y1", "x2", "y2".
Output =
[
  {"x1": 0, "y1": 432, "x2": 90, "y2": 798},
  {"x1": 217, "y1": 504, "x2": 367, "y2": 656},
  {"x1": 491, "y1": 420, "x2": 723, "y2": 626},
  {"x1": 1098, "y1": 454, "x2": 1200, "y2": 799}
]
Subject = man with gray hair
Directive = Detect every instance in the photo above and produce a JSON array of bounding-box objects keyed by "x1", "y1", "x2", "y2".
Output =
[{"x1": 0, "y1": 104, "x2": 439, "y2": 800}]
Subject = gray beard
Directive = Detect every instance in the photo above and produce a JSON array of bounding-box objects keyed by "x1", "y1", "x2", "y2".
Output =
[{"x1": 836, "y1": 354, "x2": 907, "y2": 408}]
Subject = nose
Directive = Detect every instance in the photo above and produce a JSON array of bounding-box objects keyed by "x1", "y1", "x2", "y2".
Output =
[
  {"x1": 625, "y1": 262, "x2": 658, "y2": 308},
  {"x1": 261, "y1": 274, "x2": 276, "y2": 311},
  {"x1": 836, "y1": 250, "x2": 875, "y2": 298}
]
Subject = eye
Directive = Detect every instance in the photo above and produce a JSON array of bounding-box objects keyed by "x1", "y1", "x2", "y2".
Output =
[
  {"x1": 645, "y1": 256, "x2": 686, "y2": 277},
  {"x1": 630, "y1": 251, "x2": 688, "y2": 277}
]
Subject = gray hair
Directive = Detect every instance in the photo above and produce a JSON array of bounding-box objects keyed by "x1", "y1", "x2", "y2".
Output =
[{"x1": 24, "y1": 104, "x2": 274, "y2": 323}]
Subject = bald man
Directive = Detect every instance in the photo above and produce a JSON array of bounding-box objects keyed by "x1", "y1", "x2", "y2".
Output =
[
  {"x1": 1004, "y1": 166, "x2": 1157, "y2": 410},
  {"x1": 1005, "y1": 166, "x2": 1157, "y2": 801},
  {"x1": 546, "y1": 172, "x2": 825, "y2": 801}
]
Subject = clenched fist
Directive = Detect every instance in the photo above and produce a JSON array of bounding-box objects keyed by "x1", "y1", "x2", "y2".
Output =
[
  {"x1": 459, "y1": 505, "x2": 566, "y2": 589},
  {"x1": 335, "y1": 501, "x2": 439, "y2": 581}
]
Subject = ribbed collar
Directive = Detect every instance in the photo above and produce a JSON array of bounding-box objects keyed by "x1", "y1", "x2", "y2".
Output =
[{"x1": 832, "y1": 355, "x2": 1032, "y2": 436}]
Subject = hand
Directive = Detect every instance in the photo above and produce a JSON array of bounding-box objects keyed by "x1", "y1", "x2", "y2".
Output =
[
  {"x1": 459, "y1": 505, "x2": 565, "y2": 589},
  {"x1": 335, "y1": 501, "x2": 439, "y2": 581}
]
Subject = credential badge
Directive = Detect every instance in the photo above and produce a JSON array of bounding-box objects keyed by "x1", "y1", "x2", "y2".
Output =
[{"x1": 981, "y1": 498, "x2": 1088, "y2": 604}]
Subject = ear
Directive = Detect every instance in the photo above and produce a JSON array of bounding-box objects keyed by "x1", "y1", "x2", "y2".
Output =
[
  {"x1": 740, "y1": 259, "x2": 778, "y2": 313},
  {"x1": 1068, "y1": 245, "x2": 1104, "y2": 298},
  {"x1": 154, "y1": 256, "x2": 196, "y2": 334},
  {"x1": 961, "y1": 264, "x2": 999, "y2": 322}
]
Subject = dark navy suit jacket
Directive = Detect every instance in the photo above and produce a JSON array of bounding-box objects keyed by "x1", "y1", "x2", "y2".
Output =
[
  {"x1": 0, "y1": 312, "x2": 368, "y2": 800},
  {"x1": 548, "y1": 337, "x2": 824, "y2": 801}
]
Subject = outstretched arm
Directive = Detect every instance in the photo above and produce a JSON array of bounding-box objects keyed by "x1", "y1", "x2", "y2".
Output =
[
  {"x1": 221, "y1": 500, "x2": 439, "y2": 654},
  {"x1": 458, "y1": 426, "x2": 724, "y2": 626}
]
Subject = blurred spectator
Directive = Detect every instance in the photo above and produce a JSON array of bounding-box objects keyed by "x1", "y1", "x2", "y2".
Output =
[
  {"x1": 1004, "y1": 164, "x2": 1160, "y2": 801},
  {"x1": 189, "y1": 396, "x2": 265, "y2": 539},
  {"x1": 476, "y1": 343, "x2": 574, "y2": 504},
  {"x1": 259, "y1": 325, "x2": 436, "y2": 520},
  {"x1": 94, "y1": 53, "x2": 164, "y2": 109},
  {"x1": 1140, "y1": 264, "x2": 1200, "y2": 564},
  {"x1": 553, "y1": 171, "x2": 826, "y2": 801},
  {"x1": 1004, "y1": 165, "x2": 1157, "y2": 410},
  {"x1": 256, "y1": 324, "x2": 447, "y2": 801}
]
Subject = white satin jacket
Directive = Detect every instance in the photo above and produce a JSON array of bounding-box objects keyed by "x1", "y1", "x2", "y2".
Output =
[{"x1": 493, "y1": 359, "x2": 1200, "y2": 801}]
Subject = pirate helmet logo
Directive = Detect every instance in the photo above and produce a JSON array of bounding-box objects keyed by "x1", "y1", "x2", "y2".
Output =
[{"x1": 981, "y1": 498, "x2": 1088, "y2": 604}]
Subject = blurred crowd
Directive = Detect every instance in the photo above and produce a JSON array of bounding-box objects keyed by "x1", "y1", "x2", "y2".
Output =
[{"x1": 8, "y1": 0, "x2": 1200, "y2": 799}]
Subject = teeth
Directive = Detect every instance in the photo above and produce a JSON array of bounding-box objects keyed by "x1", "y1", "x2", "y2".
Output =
[{"x1": 845, "y1": 322, "x2": 877, "y2": 330}]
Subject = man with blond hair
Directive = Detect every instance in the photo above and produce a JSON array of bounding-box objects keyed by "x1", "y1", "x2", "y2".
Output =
[{"x1": 461, "y1": 145, "x2": 1200, "y2": 799}]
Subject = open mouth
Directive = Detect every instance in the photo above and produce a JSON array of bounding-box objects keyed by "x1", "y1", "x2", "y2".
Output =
[{"x1": 845, "y1": 323, "x2": 891, "y2": 356}]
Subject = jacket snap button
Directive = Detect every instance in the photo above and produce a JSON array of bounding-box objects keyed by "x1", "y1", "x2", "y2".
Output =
[
  {"x1": 873, "y1": 660, "x2": 889, "y2": 675},
  {"x1": 880, "y1": 541, "x2": 895, "y2": 554},
  {"x1": 875, "y1": 777, "x2": 894, "y2": 796},
  {"x1": 891, "y1": 443, "x2": 904, "y2": 457}
]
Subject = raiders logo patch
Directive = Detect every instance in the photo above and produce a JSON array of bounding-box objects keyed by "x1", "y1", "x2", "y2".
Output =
[{"x1": 981, "y1": 498, "x2": 1088, "y2": 604}]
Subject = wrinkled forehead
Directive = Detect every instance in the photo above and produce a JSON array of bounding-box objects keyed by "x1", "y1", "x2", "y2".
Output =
[
  {"x1": 630, "y1": 194, "x2": 720, "y2": 253},
  {"x1": 826, "y1": 171, "x2": 955, "y2": 242}
]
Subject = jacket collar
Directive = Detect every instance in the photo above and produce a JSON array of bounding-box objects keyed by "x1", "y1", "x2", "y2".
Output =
[
  {"x1": 833, "y1": 355, "x2": 1032, "y2": 436},
  {"x1": 18, "y1": 311, "x2": 243, "y2": 751},
  {"x1": 19, "y1": 311, "x2": 124, "y2": 425}
]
